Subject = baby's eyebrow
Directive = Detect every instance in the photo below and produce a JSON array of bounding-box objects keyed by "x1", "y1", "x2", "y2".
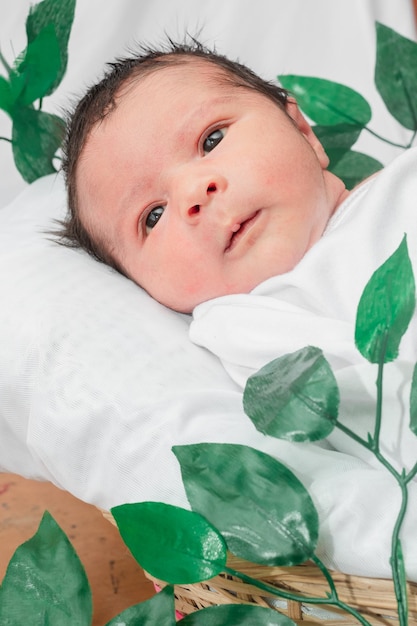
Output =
[
  {"x1": 117, "y1": 178, "x2": 150, "y2": 227},
  {"x1": 178, "y1": 95, "x2": 236, "y2": 133}
]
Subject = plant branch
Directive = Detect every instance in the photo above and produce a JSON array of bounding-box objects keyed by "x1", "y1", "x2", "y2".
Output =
[
  {"x1": 310, "y1": 554, "x2": 338, "y2": 597},
  {"x1": 372, "y1": 333, "x2": 408, "y2": 624},
  {"x1": 334, "y1": 325, "x2": 411, "y2": 625},
  {"x1": 223, "y1": 564, "x2": 373, "y2": 625},
  {"x1": 362, "y1": 126, "x2": 411, "y2": 149},
  {"x1": 334, "y1": 421, "x2": 370, "y2": 449},
  {"x1": 405, "y1": 129, "x2": 417, "y2": 149},
  {"x1": 405, "y1": 462, "x2": 417, "y2": 484},
  {"x1": 390, "y1": 479, "x2": 409, "y2": 626},
  {"x1": 223, "y1": 564, "x2": 324, "y2": 605},
  {"x1": 373, "y1": 334, "x2": 388, "y2": 450}
]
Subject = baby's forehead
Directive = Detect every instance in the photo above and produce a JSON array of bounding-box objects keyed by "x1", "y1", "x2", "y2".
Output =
[
  {"x1": 79, "y1": 57, "x2": 235, "y2": 197},
  {"x1": 117, "y1": 55, "x2": 237, "y2": 102}
]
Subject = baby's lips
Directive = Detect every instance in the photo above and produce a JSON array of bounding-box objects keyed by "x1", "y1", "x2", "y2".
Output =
[{"x1": 224, "y1": 210, "x2": 260, "y2": 252}]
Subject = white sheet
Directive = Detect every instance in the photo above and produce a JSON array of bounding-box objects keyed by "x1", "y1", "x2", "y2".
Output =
[
  {"x1": 191, "y1": 148, "x2": 417, "y2": 578},
  {"x1": 0, "y1": 0, "x2": 417, "y2": 585}
]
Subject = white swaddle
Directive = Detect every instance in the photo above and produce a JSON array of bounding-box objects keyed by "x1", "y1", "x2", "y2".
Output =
[{"x1": 191, "y1": 147, "x2": 417, "y2": 579}]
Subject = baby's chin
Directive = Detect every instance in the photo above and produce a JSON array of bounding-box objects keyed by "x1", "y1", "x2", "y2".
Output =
[
  {"x1": 172, "y1": 278, "x2": 272, "y2": 313},
  {"x1": 157, "y1": 256, "x2": 307, "y2": 312}
]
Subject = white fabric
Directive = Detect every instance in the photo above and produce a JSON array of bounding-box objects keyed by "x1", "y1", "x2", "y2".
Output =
[
  {"x1": 0, "y1": 0, "x2": 416, "y2": 206},
  {"x1": 1, "y1": 174, "x2": 417, "y2": 582},
  {"x1": 0, "y1": 0, "x2": 417, "y2": 585},
  {"x1": 191, "y1": 147, "x2": 417, "y2": 580}
]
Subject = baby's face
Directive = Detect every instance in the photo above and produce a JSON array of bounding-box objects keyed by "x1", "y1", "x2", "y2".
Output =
[{"x1": 78, "y1": 60, "x2": 347, "y2": 312}]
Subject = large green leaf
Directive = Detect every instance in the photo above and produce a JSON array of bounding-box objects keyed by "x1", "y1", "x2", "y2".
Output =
[
  {"x1": 278, "y1": 75, "x2": 372, "y2": 126},
  {"x1": 11, "y1": 24, "x2": 61, "y2": 106},
  {"x1": 173, "y1": 443, "x2": 318, "y2": 566},
  {"x1": 326, "y1": 149, "x2": 383, "y2": 189},
  {"x1": 375, "y1": 22, "x2": 417, "y2": 130},
  {"x1": 26, "y1": 0, "x2": 76, "y2": 95},
  {"x1": 313, "y1": 122, "x2": 362, "y2": 153},
  {"x1": 111, "y1": 502, "x2": 227, "y2": 584},
  {"x1": 180, "y1": 604, "x2": 296, "y2": 625},
  {"x1": 0, "y1": 511, "x2": 92, "y2": 625},
  {"x1": 244, "y1": 346, "x2": 339, "y2": 442},
  {"x1": 105, "y1": 586, "x2": 176, "y2": 626},
  {"x1": 355, "y1": 236, "x2": 415, "y2": 363},
  {"x1": 12, "y1": 107, "x2": 65, "y2": 182},
  {"x1": 409, "y1": 363, "x2": 417, "y2": 436},
  {"x1": 0, "y1": 76, "x2": 14, "y2": 115}
]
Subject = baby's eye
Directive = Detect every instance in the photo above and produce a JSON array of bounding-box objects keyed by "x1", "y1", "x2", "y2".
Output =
[
  {"x1": 145, "y1": 206, "x2": 165, "y2": 234},
  {"x1": 202, "y1": 128, "x2": 225, "y2": 154}
]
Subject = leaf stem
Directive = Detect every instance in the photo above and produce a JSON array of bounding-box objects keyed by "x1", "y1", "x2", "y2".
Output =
[
  {"x1": 223, "y1": 564, "x2": 323, "y2": 605},
  {"x1": 372, "y1": 332, "x2": 408, "y2": 625},
  {"x1": 310, "y1": 554, "x2": 338, "y2": 597},
  {"x1": 405, "y1": 129, "x2": 417, "y2": 149},
  {"x1": 405, "y1": 462, "x2": 417, "y2": 484},
  {"x1": 334, "y1": 326, "x2": 411, "y2": 624},
  {"x1": 390, "y1": 480, "x2": 409, "y2": 626},
  {"x1": 223, "y1": 564, "x2": 373, "y2": 625},
  {"x1": 334, "y1": 421, "x2": 370, "y2": 449},
  {"x1": 373, "y1": 336, "x2": 387, "y2": 449},
  {"x1": 363, "y1": 126, "x2": 411, "y2": 149},
  {"x1": 0, "y1": 136, "x2": 12, "y2": 143}
]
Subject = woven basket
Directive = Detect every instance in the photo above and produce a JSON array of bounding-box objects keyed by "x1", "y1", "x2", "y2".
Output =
[{"x1": 101, "y1": 510, "x2": 417, "y2": 625}]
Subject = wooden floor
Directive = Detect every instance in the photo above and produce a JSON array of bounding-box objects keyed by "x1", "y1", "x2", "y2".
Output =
[{"x1": 0, "y1": 473, "x2": 155, "y2": 624}]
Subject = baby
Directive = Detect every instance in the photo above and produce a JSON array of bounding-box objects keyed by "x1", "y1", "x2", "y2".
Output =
[
  {"x1": 60, "y1": 39, "x2": 417, "y2": 580},
  {"x1": 60, "y1": 39, "x2": 350, "y2": 313},
  {"x1": 62, "y1": 37, "x2": 417, "y2": 466}
]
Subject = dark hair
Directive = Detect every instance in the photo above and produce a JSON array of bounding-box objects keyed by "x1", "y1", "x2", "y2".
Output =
[{"x1": 57, "y1": 38, "x2": 289, "y2": 271}]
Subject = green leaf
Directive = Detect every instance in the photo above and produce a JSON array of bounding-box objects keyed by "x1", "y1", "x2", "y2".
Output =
[
  {"x1": 0, "y1": 76, "x2": 14, "y2": 115},
  {"x1": 111, "y1": 502, "x2": 227, "y2": 584},
  {"x1": 244, "y1": 346, "x2": 339, "y2": 442},
  {"x1": 173, "y1": 443, "x2": 319, "y2": 566},
  {"x1": 313, "y1": 122, "x2": 362, "y2": 153},
  {"x1": 278, "y1": 75, "x2": 372, "y2": 126},
  {"x1": 409, "y1": 363, "x2": 417, "y2": 436},
  {"x1": 355, "y1": 236, "x2": 416, "y2": 363},
  {"x1": 0, "y1": 511, "x2": 92, "y2": 626},
  {"x1": 12, "y1": 107, "x2": 65, "y2": 182},
  {"x1": 26, "y1": 0, "x2": 76, "y2": 95},
  {"x1": 326, "y1": 149, "x2": 383, "y2": 189},
  {"x1": 11, "y1": 24, "x2": 61, "y2": 106},
  {"x1": 180, "y1": 603, "x2": 296, "y2": 625},
  {"x1": 8, "y1": 69, "x2": 26, "y2": 103},
  {"x1": 105, "y1": 586, "x2": 176, "y2": 626},
  {"x1": 375, "y1": 22, "x2": 417, "y2": 130}
]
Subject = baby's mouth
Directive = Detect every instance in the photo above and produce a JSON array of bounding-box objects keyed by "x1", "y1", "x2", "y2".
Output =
[{"x1": 225, "y1": 211, "x2": 260, "y2": 252}]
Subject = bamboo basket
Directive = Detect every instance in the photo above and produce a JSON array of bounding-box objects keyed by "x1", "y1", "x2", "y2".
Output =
[{"x1": 102, "y1": 510, "x2": 417, "y2": 625}]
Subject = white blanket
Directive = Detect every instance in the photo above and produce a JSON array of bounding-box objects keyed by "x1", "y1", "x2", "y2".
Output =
[{"x1": 191, "y1": 147, "x2": 417, "y2": 580}]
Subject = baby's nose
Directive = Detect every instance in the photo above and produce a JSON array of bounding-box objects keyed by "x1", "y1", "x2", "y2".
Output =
[
  {"x1": 170, "y1": 162, "x2": 227, "y2": 220},
  {"x1": 185, "y1": 182, "x2": 218, "y2": 218}
]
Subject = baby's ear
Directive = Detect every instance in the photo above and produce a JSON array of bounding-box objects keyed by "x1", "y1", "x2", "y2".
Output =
[{"x1": 285, "y1": 98, "x2": 329, "y2": 168}]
